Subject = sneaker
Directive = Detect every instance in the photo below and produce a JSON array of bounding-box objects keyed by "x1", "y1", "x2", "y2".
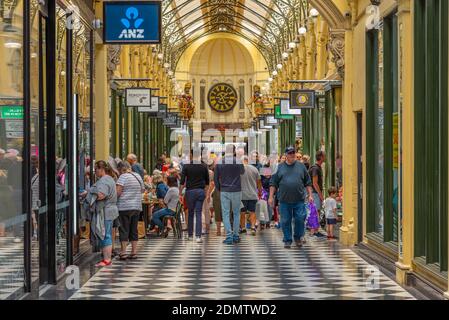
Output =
[
  {"x1": 223, "y1": 238, "x2": 233, "y2": 245},
  {"x1": 295, "y1": 240, "x2": 303, "y2": 247},
  {"x1": 233, "y1": 237, "x2": 241, "y2": 244},
  {"x1": 315, "y1": 232, "x2": 326, "y2": 238},
  {"x1": 13, "y1": 237, "x2": 21, "y2": 243},
  {"x1": 195, "y1": 237, "x2": 202, "y2": 243},
  {"x1": 284, "y1": 242, "x2": 292, "y2": 249},
  {"x1": 239, "y1": 229, "x2": 247, "y2": 234},
  {"x1": 186, "y1": 235, "x2": 193, "y2": 241},
  {"x1": 251, "y1": 228, "x2": 256, "y2": 236}
]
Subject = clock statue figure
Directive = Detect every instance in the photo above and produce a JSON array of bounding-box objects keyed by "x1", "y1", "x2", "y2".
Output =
[
  {"x1": 178, "y1": 82, "x2": 195, "y2": 120},
  {"x1": 246, "y1": 84, "x2": 265, "y2": 116}
]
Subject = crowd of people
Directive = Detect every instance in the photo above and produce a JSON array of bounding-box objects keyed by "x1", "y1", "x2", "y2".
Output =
[{"x1": 83, "y1": 146, "x2": 341, "y2": 267}]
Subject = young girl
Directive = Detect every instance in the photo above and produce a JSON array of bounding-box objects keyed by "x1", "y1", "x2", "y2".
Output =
[
  {"x1": 307, "y1": 201, "x2": 320, "y2": 237},
  {"x1": 324, "y1": 187, "x2": 338, "y2": 240}
]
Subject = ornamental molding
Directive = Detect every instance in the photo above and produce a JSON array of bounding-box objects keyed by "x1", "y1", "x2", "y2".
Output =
[
  {"x1": 329, "y1": 30, "x2": 345, "y2": 79},
  {"x1": 107, "y1": 45, "x2": 122, "y2": 80}
]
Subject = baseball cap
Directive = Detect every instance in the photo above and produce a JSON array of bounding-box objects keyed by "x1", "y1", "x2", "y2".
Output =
[{"x1": 285, "y1": 146, "x2": 295, "y2": 154}]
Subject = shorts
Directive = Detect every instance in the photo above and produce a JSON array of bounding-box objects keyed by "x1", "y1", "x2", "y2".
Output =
[
  {"x1": 113, "y1": 217, "x2": 121, "y2": 228},
  {"x1": 118, "y1": 210, "x2": 140, "y2": 242},
  {"x1": 99, "y1": 220, "x2": 113, "y2": 248},
  {"x1": 327, "y1": 218, "x2": 337, "y2": 225},
  {"x1": 240, "y1": 200, "x2": 257, "y2": 213}
]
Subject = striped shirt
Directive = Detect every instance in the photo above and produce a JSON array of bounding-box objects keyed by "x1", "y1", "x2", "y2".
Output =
[{"x1": 116, "y1": 172, "x2": 144, "y2": 212}]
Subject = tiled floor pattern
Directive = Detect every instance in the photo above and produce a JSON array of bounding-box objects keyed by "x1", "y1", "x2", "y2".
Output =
[{"x1": 68, "y1": 228, "x2": 416, "y2": 300}]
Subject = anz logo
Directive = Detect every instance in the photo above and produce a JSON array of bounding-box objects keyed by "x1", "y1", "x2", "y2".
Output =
[{"x1": 119, "y1": 7, "x2": 145, "y2": 39}]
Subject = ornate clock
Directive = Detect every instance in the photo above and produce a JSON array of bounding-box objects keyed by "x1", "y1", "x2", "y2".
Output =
[{"x1": 208, "y1": 83, "x2": 238, "y2": 113}]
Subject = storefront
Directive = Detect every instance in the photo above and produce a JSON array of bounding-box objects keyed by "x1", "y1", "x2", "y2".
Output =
[
  {"x1": 109, "y1": 87, "x2": 174, "y2": 171},
  {"x1": 365, "y1": 9, "x2": 401, "y2": 256},
  {"x1": 0, "y1": 0, "x2": 97, "y2": 299},
  {"x1": 413, "y1": 0, "x2": 448, "y2": 289}
]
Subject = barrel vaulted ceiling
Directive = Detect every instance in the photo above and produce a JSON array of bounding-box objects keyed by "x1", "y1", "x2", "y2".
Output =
[{"x1": 161, "y1": 0, "x2": 312, "y2": 71}]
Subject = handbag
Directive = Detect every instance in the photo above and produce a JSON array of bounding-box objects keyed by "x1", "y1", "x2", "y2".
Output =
[{"x1": 256, "y1": 199, "x2": 269, "y2": 222}]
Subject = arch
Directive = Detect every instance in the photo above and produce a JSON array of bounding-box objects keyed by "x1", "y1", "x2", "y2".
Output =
[{"x1": 309, "y1": 0, "x2": 348, "y2": 29}]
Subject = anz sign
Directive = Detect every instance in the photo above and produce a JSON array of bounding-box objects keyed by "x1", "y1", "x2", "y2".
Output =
[{"x1": 104, "y1": 1, "x2": 161, "y2": 44}]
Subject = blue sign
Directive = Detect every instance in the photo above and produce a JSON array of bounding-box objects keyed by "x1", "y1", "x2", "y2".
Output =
[{"x1": 104, "y1": 1, "x2": 161, "y2": 44}]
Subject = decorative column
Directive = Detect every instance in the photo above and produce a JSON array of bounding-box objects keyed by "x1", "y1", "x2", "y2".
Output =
[
  {"x1": 316, "y1": 17, "x2": 329, "y2": 79},
  {"x1": 94, "y1": 44, "x2": 110, "y2": 160},
  {"x1": 298, "y1": 34, "x2": 307, "y2": 80},
  {"x1": 305, "y1": 18, "x2": 316, "y2": 80},
  {"x1": 395, "y1": 0, "x2": 415, "y2": 288},
  {"x1": 339, "y1": 26, "x2": 356, "y2": 246}
]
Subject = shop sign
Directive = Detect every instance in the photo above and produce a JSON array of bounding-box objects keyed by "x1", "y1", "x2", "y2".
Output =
[
  {"x1": 393, "y1": 113, "x2": 399, "y2": 169},
  {"x1": 289, "y1": 90, "x2": 315, "y2": 110},
  {"x1": 265, "y1": 115, "x2": 279, "y2": 126},
  {"x1": 280, "y1": 99, "x2": 302, "y2": 116},
  {"x1": 0, "y1": 106, "x2": 23, "y2": 119},
  {"x1": 274, "y1": 105, "x2": 294, "y2": 119},
  {"x1": 5, "y1": 120, "x2": 23, "y2": 132},
  {"x1": 104, "y1": 1, "x2": 161, "y2": 44},
  {"x1": 163, "y1": 112, "x2": 178, "y2": 127},
  {"x1": 6, "y1": 132, "x2": 23, "y2": 139},
  {"x1": 157, "y1": 104, "x2": 167, "y2": 118},
  {"x1": 126, "y1": 88, "x2": 151, "y2": 107},
  {"x1": 151, "y1": 96, "x2": 159, "y2": 112}
]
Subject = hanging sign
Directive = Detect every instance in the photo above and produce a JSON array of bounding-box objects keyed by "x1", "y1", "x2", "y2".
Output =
[
  {"x1": 0, "y1": 105, "x2": 23, "y2": 119},
  {"x1": 151, "y1": 96, "x2": 159, "y2": 112},
  {"x1": 103, "y1": 1, "x2": 161, "y2": 44},
  {"x1": 289, "y1": 90, "x2": 315, "y2": 110},
  {"x1": 157, "y1": 104, "x2": 167, "y2": 118},
  {"x1": 126, "y1": 88, "x2": 151, "y2": 107},
  {"x1": 274, "y1": 105, "x2": 294, "y2": 119},
  {"x1": 265, "y1": 115, "x2": 279, "y2": 126},
  {"x1": 163, "y1": 112, "x2": 178, "y2": 127},
  {"x1": 280, "y1": 99, "x2": 301, "y2": 116}
]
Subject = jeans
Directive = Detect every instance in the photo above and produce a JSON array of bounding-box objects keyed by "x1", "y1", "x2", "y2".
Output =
[
  {"x1": 185, "y1": 189, "x2": 205, "y2": 237},
  {"x1": 152, "y1": 208, "x2": 175, "y2": 229},
  {"x1": 279, "y1": 202, "x2": 307, "y2": 244},
  {"x1": 100, "y1": 220, "x2": 113, "y2": 248},
  {"x1": 221, "y1": 191, "x2": 242, "y2": 241},
  {"x1": 312, "y1": 192, "x2": 322, "y2": 211}
]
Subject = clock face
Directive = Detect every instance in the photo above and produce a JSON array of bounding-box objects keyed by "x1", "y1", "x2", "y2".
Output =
[{"x1": 208, "y1": 83, "x2": 238, "y2": 113}]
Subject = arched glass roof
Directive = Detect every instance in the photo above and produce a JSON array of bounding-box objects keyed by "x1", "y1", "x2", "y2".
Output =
[{"x1": 160, "y1": 0, "x2": 311, "y2": 71}]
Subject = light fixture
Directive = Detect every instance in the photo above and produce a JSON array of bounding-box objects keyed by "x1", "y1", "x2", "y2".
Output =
[
  {"x1": 4, "y1": 40, "x2": 22, "y2": 49},
  {"x1": 268, "y1": 77, "x2": 273, "y2": 82},
  {"x1": 310, "y1": 8, "x2": 319, "y2": 17},
  {"x1": 277, "y1": 63, "x2": 283, "y2": 70},
  {"x1": 164, "y1": 62, "x2": 170, "y2": 69},
  {"x1": 272, "y1": 70, "x2": 278, "y2": 76},
  {"x1": 219, "y1": 24, "x2": 227, "y2": 31},
  {"x1": 298, "y1": 26, "x2": 307, "y2": 35},
  {"x1": 282, "y1": 52, "x2": 289, "y2": 59},
  {"x1": 157, "y1": 53, "x2": 163, "y2": 60},
  {"x1": 60, "y1": 70, "x2": 66, "y2": 76},
  {"x1": 31, "y1": 52, "x2": 38, "y2": 58},
  {"x1": 168, "y1": 70, "x2": 174, "y2": 76},
  {"x1": 289, "y1": 42, "x2": 296, "y2": 49}
]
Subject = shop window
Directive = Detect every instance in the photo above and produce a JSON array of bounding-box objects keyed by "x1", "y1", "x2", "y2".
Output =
[
  {"x1": 0, "y1": 0, "x2": 25, "y2": 298},
  {"x1": 414, "y1": 0, "x2": 448, "y2": 272},
  {"x1": 366, "y1": 12, "x2": 400, "y2": 245}
]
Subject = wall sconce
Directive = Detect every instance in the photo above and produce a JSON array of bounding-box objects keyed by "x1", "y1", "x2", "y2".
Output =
[
  {"x1": 282, "y1": 52, "x2": 289, "y2": 59},
  {"x1": 157, "y1": 53, "x2": 163, "y2": 60},
  {"x1": 298, "y1": 26, "x2": 307, "y2": 35},
  {"x1": 277, "y1": 63, "x2": 283, "y2": 70},
  {"x1": 310, "y1": 8, "x2": 319, "y2": 18}
]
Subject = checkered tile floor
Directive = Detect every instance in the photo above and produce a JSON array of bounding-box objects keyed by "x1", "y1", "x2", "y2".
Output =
[
  {"x1": 0, "y1": 236, "x2": 66, "y2": 300},
  {"x1": 69, "y1": 228, "x2": 415, "y2": 300}
]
